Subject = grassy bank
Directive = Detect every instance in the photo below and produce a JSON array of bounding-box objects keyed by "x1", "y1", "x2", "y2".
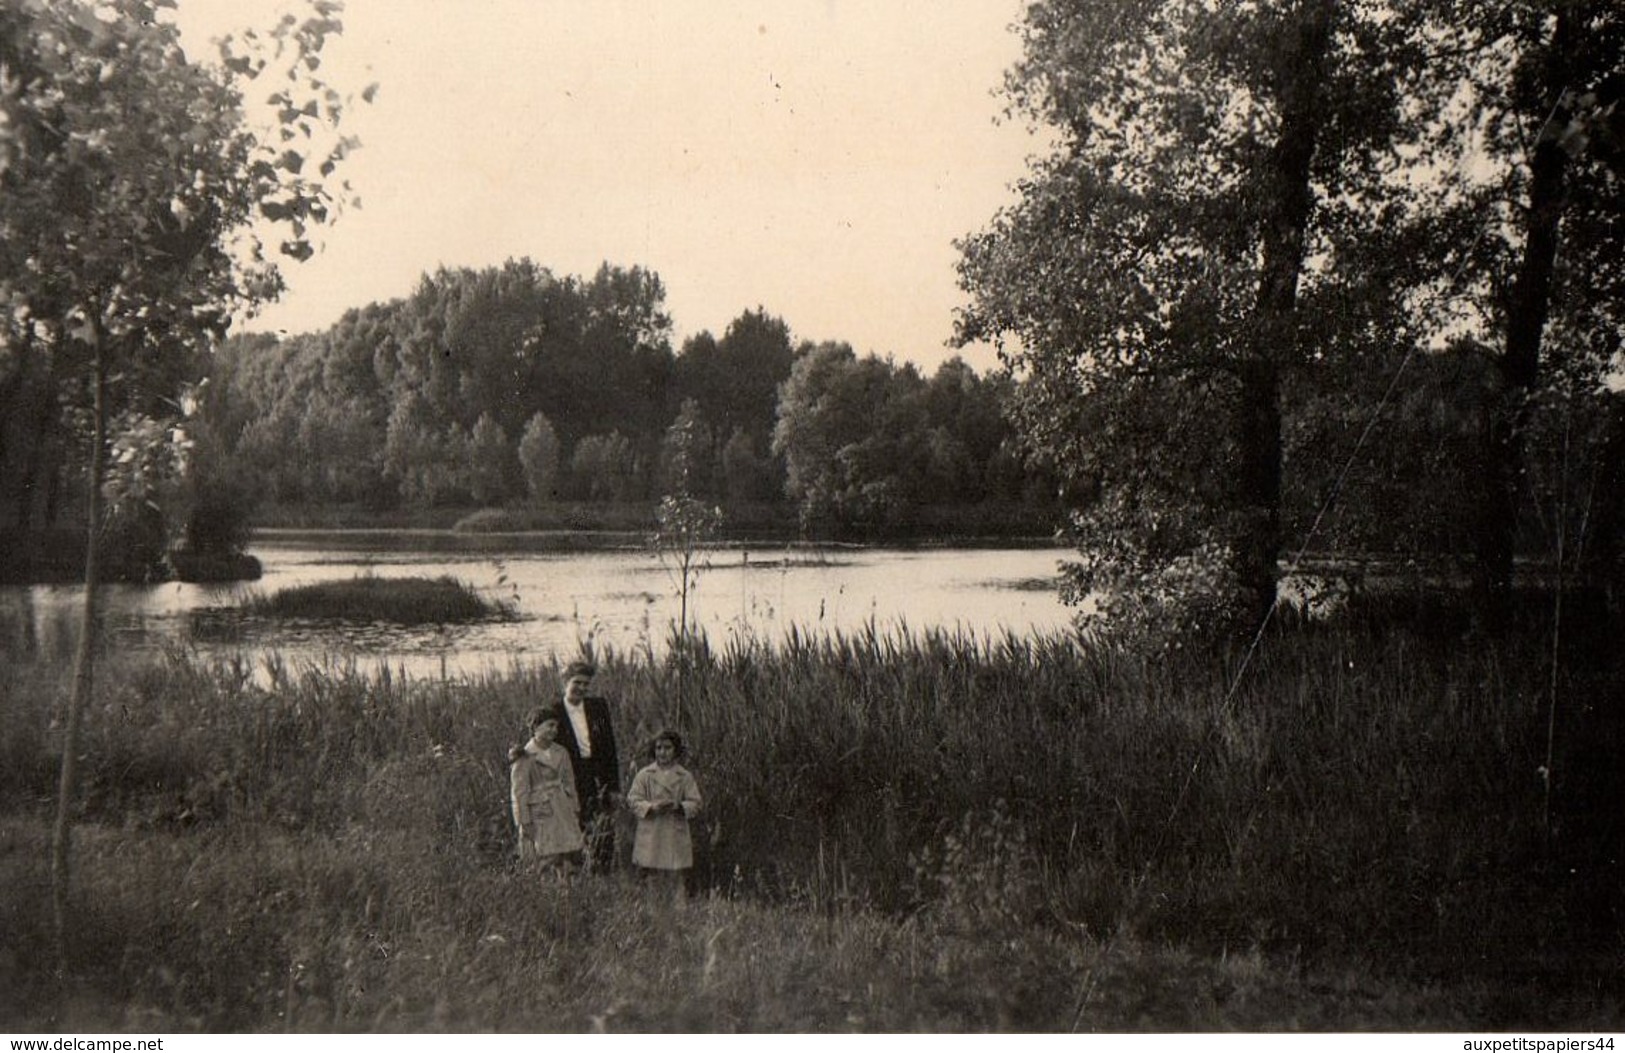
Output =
[
  {"x1": 2, "y1": 611, "x2": 1620, "y2": 1030},
  {"x1": 0, "y1": 817, "x2": 1489, "y2": 1031}
]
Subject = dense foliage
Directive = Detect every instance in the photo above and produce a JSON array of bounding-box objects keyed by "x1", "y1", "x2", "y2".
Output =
[
  {"x1": 184, "y1": 263, "x2": 1058, "y2": 538},
  {"x1": 957, "y1": 0, "x2": 1625, "y2": 639},
  {"x1": 0, "y1": 0, "x2": 361, "y2": 541}
]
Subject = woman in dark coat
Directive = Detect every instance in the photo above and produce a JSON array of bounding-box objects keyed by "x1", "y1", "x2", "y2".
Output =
[{"x1": 555, "y1": 659, "x2": 620, "y2": 869}]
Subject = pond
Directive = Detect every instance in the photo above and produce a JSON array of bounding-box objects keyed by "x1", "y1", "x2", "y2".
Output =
[{"x1": 1, "y1": 533, "x2": 1078, "y2": 679}]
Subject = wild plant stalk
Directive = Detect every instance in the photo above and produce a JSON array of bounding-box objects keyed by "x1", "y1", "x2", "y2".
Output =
[
  {"x1": 52, "y1": 320, "x2": 106, "y2": 981},
  {"x1": 650, "y1": 494, "x2": 722, "y2": 727},
  {"x1": 651, "y1": 400, "x2": 724, "y2": 728}
]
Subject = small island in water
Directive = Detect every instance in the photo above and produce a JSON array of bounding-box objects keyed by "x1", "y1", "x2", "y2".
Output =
[{"x1": 243, "y1": 574, "x2": 514, "y2": 626}]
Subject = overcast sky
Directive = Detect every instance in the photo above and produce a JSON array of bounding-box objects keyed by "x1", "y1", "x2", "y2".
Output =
[{"x1": 172, "y1": 1, "x2": 1042, "y2": 373}]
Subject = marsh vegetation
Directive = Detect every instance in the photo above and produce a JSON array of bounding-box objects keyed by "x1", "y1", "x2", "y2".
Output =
[
  {"x1": 241, "y1": 575, "x2": 514, "y2": 626},
  {"x1": 4, "y1": 597, "x2": 1619, "y2": 1030}
]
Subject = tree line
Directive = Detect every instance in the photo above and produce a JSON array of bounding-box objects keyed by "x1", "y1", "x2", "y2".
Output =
[{"x1": 177, "y1": 259, "x2": 1058, "y2": 538}]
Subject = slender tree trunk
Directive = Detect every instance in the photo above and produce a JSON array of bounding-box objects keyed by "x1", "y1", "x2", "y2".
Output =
[
  {"x1": 51, "y1": 318, "x2": 106, "y2": 980},
  {"x1": 1479, "y1": 12, "x2": 1573, "y2": 631},
  {"x1": 1237, "y1": 0, "x2": 1334, "y2": 629},
  {"x1": 1235, "y1": 360, "x2": 1284, "y2": 628}
]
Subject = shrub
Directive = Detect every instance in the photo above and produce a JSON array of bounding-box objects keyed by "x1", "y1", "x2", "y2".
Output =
[{"x1": 184, "y1": 474, "x2": 258, "y2": 556}]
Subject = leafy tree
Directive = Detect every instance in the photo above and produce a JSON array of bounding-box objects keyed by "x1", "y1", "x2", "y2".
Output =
[
  {"x1": 720, "y1": 426, "x2": 776, "y2": 504},
  {"x1": 913, "y1": 357, "x2": 1014, "y2": 505},
  {"x1": 180, "y1": 473, "x2": 258, "y2": 558},
  {"x1": 650, "y1": 398, "x2": 724, "y2": 706},
  {"x1": 101, "y1": 410, "x2": 190, "y2": 580},
  {"x1": 0, "y1": 0, "x2": 365, "y2": 971},
  {"x1": 570, "y1": 431, "x2": 641, "y2": 502},
  {"x1": 657, "y1": 398, "x2": 716, "y2": 498},
  {"x1": 957, "y1": 0, "x2": 1437, "y2": 637},
  {"x1": 465, "y1": 412, "x2": 515, "y2": 505},
  {"x1": 774, "y1": 342, "x2": 863, "y2": 530},
  {"x1": 923, "y1": 357, "x2": 999, "y2": 441},
  {"x1": 383, "y1": 391, "x2": 455, "y2": 505},
  {"x1": 773, "y1": 343, "x2": 928, "y2": 535},
  {"x1": 185, "y1": 263, "x2": 1073, "y2": 536},
  {"x1": 918, "y1": 426, "x2": 975, "y2": 506},
  {"x1": 0, "y1": 320, "x2": 81, "y2": 531},
  {"x1": 296, "y1": 390, "x2": 386, "y2": 502},
  {"x1": 441, "y1": 260, "x2": 554, "y2": 436},
  {"x1": 673, "y1": 307, "x2": 795, "y2": 452},
  {"x1": 651, "y1": 490, "x2": 723, "y2": 721},
  {"x1": 573, "y1": 263, "x2": 675, "y2": 444},
  {"x1": 1405, "y1": 2, "x2": 1625, "y2": 623},
  {"x1": 517, "y1": 411, "x2": 562, "y2": 505},
  {"x1": 984, "y1": 435, "x2": 1058, "y2": 507},
  {"x1": 173, "y1": 377, "x2": 263, "y2": 557},
  {"x1": 651, "y1": 397, "x2": 724, "y2": 720}
]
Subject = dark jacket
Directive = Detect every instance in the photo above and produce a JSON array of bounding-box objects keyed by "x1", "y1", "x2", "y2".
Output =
[{"x1": 556, "y1": 695, "x2": 620, "y2": 809}]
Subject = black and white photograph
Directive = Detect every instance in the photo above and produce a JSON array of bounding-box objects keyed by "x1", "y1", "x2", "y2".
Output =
[{"x1": 1, "y1": 0, "x2": 1622, "y2": 1038}]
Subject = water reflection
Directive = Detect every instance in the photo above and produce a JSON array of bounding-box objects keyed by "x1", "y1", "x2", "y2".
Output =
[{"x1": 0, "y1": 539, "x2": 1076, "y2": 678}]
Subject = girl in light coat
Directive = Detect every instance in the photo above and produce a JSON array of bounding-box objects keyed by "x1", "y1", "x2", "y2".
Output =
[
  {"x1": 510, "y1": 706, "x2": 584, "y2": 867},
  {"x1": 626, "y1": 729, "x2": 702, "y2": 897}
]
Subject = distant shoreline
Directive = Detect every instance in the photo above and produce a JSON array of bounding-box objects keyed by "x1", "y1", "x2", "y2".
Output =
[
  {"x1": 249, "y1": 525, "x2": 1065, "y2": 554},
  {"x1": 0, "y1": 525, "x2": 1064, "y2": 587}
]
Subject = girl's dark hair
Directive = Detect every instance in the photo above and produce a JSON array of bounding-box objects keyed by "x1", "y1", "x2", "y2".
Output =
[{"x1": 648, "y1": 728, "x2": 685, "y2": 760}]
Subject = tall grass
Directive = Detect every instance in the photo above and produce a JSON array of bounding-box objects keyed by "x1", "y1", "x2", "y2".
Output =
[
  {"x1": 645, "y1": 619, "x2": 1619, "y2": 968},
  {"x1": 0, "y1": 813, "x2": 1496, "y2": 1031},
  {"x1": 1, "y1": 610, "x2": 1620, "y2": 1029}
]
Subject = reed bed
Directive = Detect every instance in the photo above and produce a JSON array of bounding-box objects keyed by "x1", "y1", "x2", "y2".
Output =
[
  {"x1": 1, "y1": 613, "x2": 1619, "y2": 1030},
  {"x1": 242, "y1": 575, "x2": 513, "y2": 625}
]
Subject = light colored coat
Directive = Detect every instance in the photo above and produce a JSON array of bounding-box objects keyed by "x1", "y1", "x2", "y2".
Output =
[
  {"x1": 510, "y1": 740, "x2": 584, "y2": 859},
  {"x1": 627, "y1": 761, "x2": 702, "y2": 870}
]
